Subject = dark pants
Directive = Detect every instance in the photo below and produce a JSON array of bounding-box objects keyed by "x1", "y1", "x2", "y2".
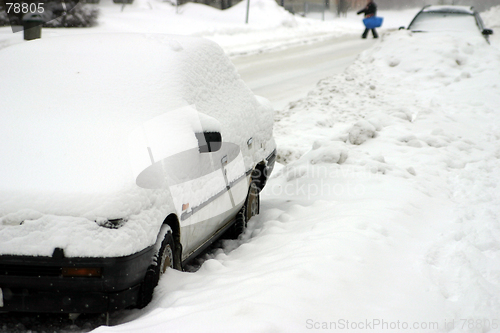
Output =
[{"x1": 362, "y1": 28, "x2": 378, "y2": 38}]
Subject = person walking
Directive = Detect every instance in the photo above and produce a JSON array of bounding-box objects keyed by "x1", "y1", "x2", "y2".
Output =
[{"x1": 357, "y1": 0, "x2": 379, "y2": 39}]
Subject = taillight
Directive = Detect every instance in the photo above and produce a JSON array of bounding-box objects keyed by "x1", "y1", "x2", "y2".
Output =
[{"x1": 62, "y1": 267, "x2": 102, "y2": 278}]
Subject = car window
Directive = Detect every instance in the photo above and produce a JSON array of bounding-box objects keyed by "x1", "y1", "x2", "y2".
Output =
[{"x1": 409, "y1": 12, "x2": 479, "y2": 32}]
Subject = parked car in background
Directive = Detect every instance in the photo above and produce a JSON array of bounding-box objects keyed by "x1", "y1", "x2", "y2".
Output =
[
  {"x1": 405, "y1": 5, "x2": 494, "y2": 43},
  {"x1": 0, "y1": 33, "x2": 276, "y2": 313}
]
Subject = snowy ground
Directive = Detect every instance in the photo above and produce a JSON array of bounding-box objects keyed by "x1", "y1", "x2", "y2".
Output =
[{"x1": 1, "y1": 1, "x2": 500, "y2": 333}]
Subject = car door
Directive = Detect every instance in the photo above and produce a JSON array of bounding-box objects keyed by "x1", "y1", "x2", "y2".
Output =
[
  {"x1": 181, "y1": 132, "x2": 248, "y2": 254},
  {"x1": 128, "y1": 105, "x2": 248, "y2": 259}
]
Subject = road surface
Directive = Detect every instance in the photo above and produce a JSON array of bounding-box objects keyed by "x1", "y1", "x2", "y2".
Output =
[{"x1": 232, "y1": 35, "x2": 376, "y2": 110}]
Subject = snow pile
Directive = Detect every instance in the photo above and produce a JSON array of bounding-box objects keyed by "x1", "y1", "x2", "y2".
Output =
[
  {"x1": 275, "y1": 29, "x2": 499, "y2": 162},
  {"x1": 348, "y1": 119, "x2": 378, "y2": 145},
  {"x1": 225, "y1": 0, "x2": 298, "y2": 28},
  {"x1": 113, "y1": 0, "x2": 298, "y2": 30},
  {"x1": 269, "y1": 29, "x2": 500, "y2": 328},
  {"x1": 94, "y1": 29, "x2": 500, "y2": 332},
  {"x1": 89, "y1": 0, "x2": 342, "y2": 57}
]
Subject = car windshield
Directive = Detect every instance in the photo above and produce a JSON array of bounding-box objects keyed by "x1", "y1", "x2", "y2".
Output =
[{"x1": 409, "y1": 12, "x2": 479, "y2": 32}]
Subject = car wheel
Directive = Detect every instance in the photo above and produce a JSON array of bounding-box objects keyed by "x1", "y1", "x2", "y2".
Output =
[
  {"x1": 226, "y1": 204, "x2": 247, "y2": 239},
  {"x1": 137, "y1": 231, "x2": 175, "y2": 308},
  {"x1": 226, "y1": 181, "x2": 259, "y2": 239}
]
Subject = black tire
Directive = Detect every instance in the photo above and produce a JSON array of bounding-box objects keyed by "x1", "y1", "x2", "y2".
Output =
[
  {"x1": 246, "y1": 182, "x2": 260, "y2": 221},
  {"x1": 137, "y1": 231, "x2": 175, "y2": 308},
  {"x1": 226, "y1": 181, "x2": 260, "y2": 239},
  {"x1": 226, "y1": 205, "x2": 246, "y2": 239}
]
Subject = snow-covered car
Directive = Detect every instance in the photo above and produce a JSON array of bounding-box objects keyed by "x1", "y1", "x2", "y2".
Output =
[
  {"x1": 0, "y1": 34, "x2": 276, "y2": 313},
  {"x1": 406, "y1": 5, "x2": 494, "y2": 43}
]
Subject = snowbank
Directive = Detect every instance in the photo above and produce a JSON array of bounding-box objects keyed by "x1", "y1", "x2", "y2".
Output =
[
  {"x1": 275, "y1": 29, "x2": 499, "y2": 163},
  {"x1": 267, "y1": 28, "x2": 500, "y2": 330}
]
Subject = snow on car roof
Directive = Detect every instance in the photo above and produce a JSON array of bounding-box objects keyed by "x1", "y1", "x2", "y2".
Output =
[
  {"x1": 0, "y1": 33, "x2": 268, "y2": 217},
  {"x1": 422, "y1": 5, "x2": 474, "y2": 15}
]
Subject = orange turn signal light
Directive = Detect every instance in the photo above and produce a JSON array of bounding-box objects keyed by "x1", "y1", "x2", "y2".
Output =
[{"x1": 62, "y1": 267, "x2": 102, "y2": 278}]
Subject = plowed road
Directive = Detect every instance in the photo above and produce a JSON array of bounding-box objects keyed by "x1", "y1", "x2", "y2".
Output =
[{"x1": 232, "y1": 35, "x2": 375, "y2": 109}]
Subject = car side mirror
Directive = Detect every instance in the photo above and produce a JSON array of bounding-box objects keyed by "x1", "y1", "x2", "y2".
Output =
[
  {"x1": 196, "y1": 132, "x2": 222, "y2": 153},
  {"x1": 399, "y1": 26, "x2": 406, "y2": 30},
  {"x1": 482, "y1": 29, "x2": 493, "y2": 35}
]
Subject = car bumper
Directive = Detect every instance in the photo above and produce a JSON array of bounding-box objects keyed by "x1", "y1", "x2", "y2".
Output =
[
  {"x1": 0, "y1": 245, "x2": 154, "y2": 313},
  {"x1": 1, "y1": 284, "x2": 141, "y2": 313}
]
